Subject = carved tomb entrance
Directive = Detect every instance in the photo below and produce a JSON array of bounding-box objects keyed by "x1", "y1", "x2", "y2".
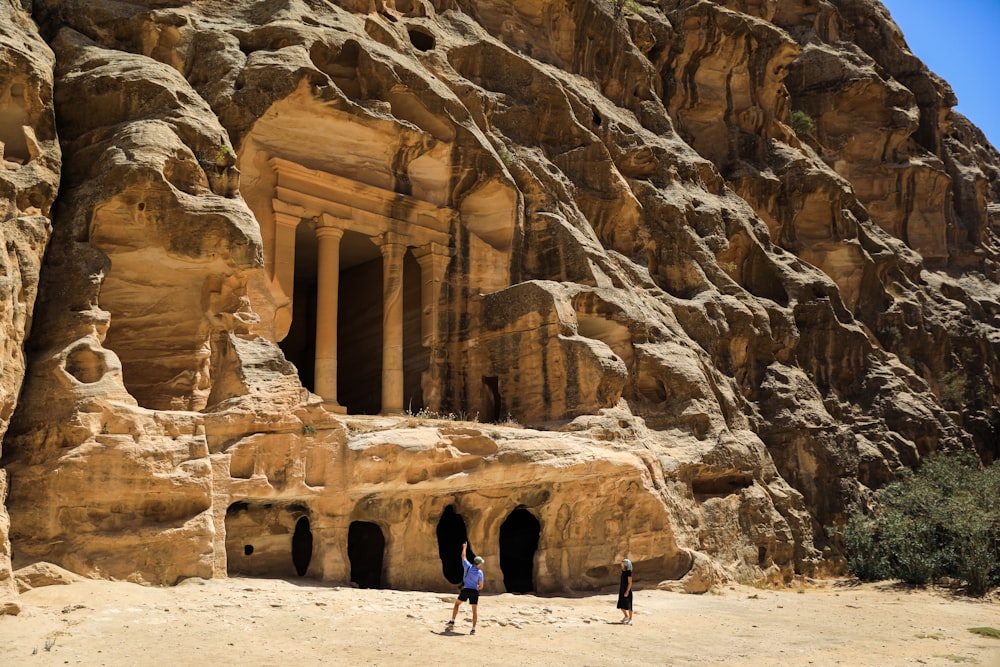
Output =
[
  {"x1": 268, "y1": 158, "x2": 452, "y2": 415},
  {"x1": 499, "y1": 508, "x2": 540, "y2": 593},
  {"x1": 435, "y1": 505, "x2": 477, "y2": 585},
  {"x1": 348, "y1": 520, "x2": 386, "y2": 589},
  {"x1": 225, "y1": 501, "x2": 313, "y2": 578}
]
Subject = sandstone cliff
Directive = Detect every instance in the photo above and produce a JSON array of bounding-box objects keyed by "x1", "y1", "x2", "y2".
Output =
[
  {"x1": 0, "y1": 0, "x2": 60, "y2": 614},
  {"x1": 0, "y1": 0, "x2": 997, "y2": 613}
]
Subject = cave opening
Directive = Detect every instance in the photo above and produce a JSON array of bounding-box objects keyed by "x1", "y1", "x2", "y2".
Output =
[
  {"x1": 407, "y1": 27, "x2": 435, "y2": 52},
  {"x1": 481, "y1": 376, "x2": 501, "y2": 423},
  {"x1": 224, "y1": 501, "x2": 311, "y2": 578},
  {"x1": 348, "y1": 520, "x2": 385, "y2": 589},
  {"x1": 291, "y1": 516, "x2": 313, "y2": 577},
  {"x1": 499, "y1": 507, "x2": 540, "y2": 594},
  {"x1": 436, "y1": 505, "x2": 475, "y2": 585}
]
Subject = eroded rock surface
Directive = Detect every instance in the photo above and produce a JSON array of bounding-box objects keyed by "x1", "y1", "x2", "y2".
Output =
[
  {"x1": 0, "y1": 0, "x2": 998, "y2": 612},
  {"x1": 0, "y1": 0, "x2": 60, "y2": 615}
]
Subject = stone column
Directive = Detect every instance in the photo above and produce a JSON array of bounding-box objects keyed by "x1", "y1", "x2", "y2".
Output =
[
  {"x1": 412, "y1": 242, "x2": 452, "y2": 347},
  {"x1": 377, "y1": 233, "x2": 406, "y2": 414},
  {"x1": 314, "y1": 224, "x2": 345, "y2": 413},
  {"x1": 271, "y1": 201, "x2": 304, "y2": 339}
]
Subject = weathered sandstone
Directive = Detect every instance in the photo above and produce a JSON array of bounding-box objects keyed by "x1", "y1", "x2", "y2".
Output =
[
  {"x1": 0, "y1": 0, "x2": 997, "y2": 613},
  {"x1": 13, "y1": 561, "x2": 83, "y2": 593},
  {"x1": 0, "y1": 0, "x2": 60, "y2": 614}
]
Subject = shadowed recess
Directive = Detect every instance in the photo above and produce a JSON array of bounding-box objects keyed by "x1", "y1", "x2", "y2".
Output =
[{"x1": 500, "y1": 507, "x2": 540, "y2": 593}]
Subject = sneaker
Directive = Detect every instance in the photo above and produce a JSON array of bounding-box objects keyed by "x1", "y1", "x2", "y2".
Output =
[
  {"x1": 446, "y1": 620, "x2": 454, "y2": 626},
  {"x1": 470, "y1": 628, "x2": 476, "y2": 635},
  {"x1": 626, "y1": 620, "x2": 632, "y2": 626}
]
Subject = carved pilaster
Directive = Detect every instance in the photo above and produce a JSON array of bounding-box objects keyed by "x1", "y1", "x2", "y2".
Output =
[
  {"x1": 271, "y1": 201, "x2": 306, "y2": 340},
  {"x1": 272, "y1": 200, "x2": 304, "y2": 299},
  {"x1": 412, "y1": 242, "x2": 453, "y2": 347},
  {"x1": 376, "y1": 233, "x2": 407, "y2": 414}
]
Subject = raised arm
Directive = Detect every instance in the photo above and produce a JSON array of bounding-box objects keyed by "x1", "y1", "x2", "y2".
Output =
[{"x1": 461, "y1": 541, "x2": 468, "y2": 561}]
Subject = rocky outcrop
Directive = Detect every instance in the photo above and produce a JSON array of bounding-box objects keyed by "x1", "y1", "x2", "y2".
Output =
[
  {"x1": 13, "y1": 561, "x2": 84, "y2": 593},
  {"x1": 0, "y1": 0, "x2": 998, "y2": 613}
]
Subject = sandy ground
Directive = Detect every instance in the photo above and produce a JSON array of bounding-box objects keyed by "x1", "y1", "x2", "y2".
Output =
[{"x1": 1, "y1": 577, "x2": 999, "y2": 666}]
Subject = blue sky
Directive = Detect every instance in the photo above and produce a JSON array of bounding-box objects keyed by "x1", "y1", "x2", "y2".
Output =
[{"x1": 879, "y1": 0, "x2": 1000, "y2": 149}]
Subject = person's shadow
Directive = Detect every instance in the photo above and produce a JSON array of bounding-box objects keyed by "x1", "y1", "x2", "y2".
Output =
[{"x1": 430, "y1": 627, "x2": 465, "y2": 636}]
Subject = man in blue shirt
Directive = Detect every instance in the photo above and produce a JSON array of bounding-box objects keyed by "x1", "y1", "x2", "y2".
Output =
[{"x1": 446, "y1": 541, "x2": 484, "y2": 634}]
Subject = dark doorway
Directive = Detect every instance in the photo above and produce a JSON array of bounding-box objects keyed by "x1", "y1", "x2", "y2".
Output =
[
  {"x1": 338, "y1": 233, "x2": 382, "y2": 414},
  {"x1": 292, "y1": 516, "x2": 313, "y2": 576},
  {"x1": 348, "y1": 521, "x2": 385, "y2": 589},
  {"x1": 436, "y1": 505, "x2": 476, "y2": 585},
  {"x1": 499, "y1": 508, "x2": 540, "y2": 593},
  {"x1": 482, "y1": 376, "x2": 500, "y2": 422}
]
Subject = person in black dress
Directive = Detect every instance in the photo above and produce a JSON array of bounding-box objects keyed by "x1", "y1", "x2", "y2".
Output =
[{"x1": 617, "y1": 558, "x2": 633, "y2": 624}]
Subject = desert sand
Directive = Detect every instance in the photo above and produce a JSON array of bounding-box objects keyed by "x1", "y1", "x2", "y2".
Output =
[{"x1": 1, "y1": 576, "x2": 998, "y2": 666}]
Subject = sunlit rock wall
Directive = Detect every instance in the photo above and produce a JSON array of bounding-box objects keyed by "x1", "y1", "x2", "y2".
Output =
[
  {"x1": 0, "y1": 0, "x2": 60, "y2": 614},
  {"x1": 0, "y1": 0, "x2": 998, "y2": 613}
]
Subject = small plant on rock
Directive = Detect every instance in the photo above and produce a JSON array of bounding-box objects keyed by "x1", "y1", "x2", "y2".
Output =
[
  {"x1": 939, "y1": 367, "x2": 967, "y2": 407},
  {"x1": 214, "y1": 143, "x2": 235, "y2": 168},
  {"x1": 790, "y1": 110, "x2": 816, "y2": 137},
  {"x1": 610, "y1": 0, "x2": 641, "y2": 18}
]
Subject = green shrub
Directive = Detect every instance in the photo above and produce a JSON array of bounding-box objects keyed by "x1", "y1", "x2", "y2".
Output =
[
  {"x1": 790, "y1": 110, "x2": 816, "y2": 136},
  {"x1": 939, "y1": 368, "x2": 967, "y2": 406},
  {"x1": 610, "y1": 0, "x2": 641, "y2": 17},
  {"x1": 840, "y1": 453, "x2": 1000, "y2": 595}
]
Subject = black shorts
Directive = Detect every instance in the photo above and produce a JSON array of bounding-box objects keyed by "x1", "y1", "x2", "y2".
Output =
[{"x1": 457, "y1": 587, "x2": 480, "y2": 605}]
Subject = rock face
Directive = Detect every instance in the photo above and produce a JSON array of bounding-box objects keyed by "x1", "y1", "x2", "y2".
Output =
[
  {"x1": 0, "y1": 0, "x2": 998, "y2": 611},
  {"x1": 0, "y1": 0, "x2": 60, "y2": 614}
]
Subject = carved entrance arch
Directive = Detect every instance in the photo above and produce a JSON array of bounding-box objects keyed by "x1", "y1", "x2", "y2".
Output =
[
  {"x1": 436, "y1": 505, "x2": 474, "y2": 585},
  {"x1": 499, "y1": 507, "x2": 540, "y2": 593},
  {"x1": 348, "y1": 521, "x2": 386, "y2": 589}
]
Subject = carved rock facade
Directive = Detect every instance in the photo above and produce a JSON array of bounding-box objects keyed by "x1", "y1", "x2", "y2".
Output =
[{"x1": 0, "y1": 0, "x2": 998, "y2": 611}]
